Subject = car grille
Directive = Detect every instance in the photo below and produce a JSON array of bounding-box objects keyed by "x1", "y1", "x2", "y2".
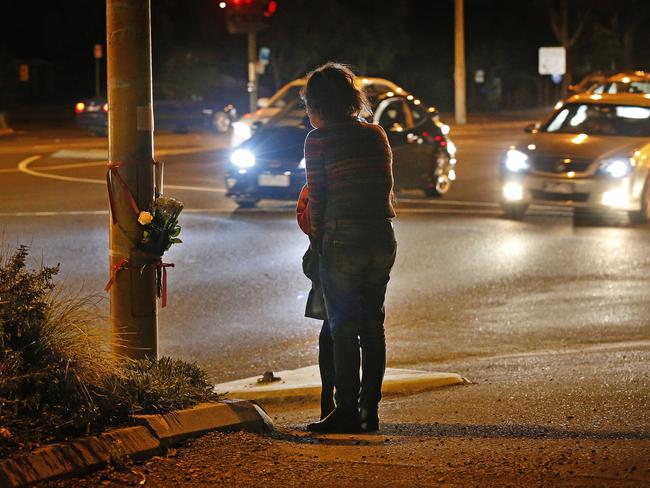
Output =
[
  {"x1": 532, "y1": 156, "x2": 593, "y2": 175},
  {"x1": 530, "y1": 190, "x2": 589, "y2": 202}
]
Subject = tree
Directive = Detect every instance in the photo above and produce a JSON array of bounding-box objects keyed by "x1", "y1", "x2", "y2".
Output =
[
  {"x1": 260, "y1": 0, "x2": 410, "y2": 90},
  {"x1": 544, "y1": 0, "x2": 593, "y2": 93}
]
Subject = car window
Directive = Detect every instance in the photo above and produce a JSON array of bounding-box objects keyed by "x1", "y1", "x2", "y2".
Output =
[
  {"x1": 266, "y1": 96, "x2": 308, "y2": 128},
  {"x1": 407, "y1": 100, "x2": 430, "y2": 127},
  {"x1": 543, "y1": 103, "x2": 650, "y2": 137},
  {"x1": 268, "y1": 85, "x2": 303, "y2": 109},
  {"x1": 376, "y1": 99, "x2": 411, "y2": 132},
  {"x1": 593, "y1": 81, "x2": 650, "y2": 94}
]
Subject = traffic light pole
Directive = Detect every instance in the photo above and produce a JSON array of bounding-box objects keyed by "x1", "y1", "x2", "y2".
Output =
[
  {"x1": 247, "y1": 31, "x2": 258, "y2": 113},
  {"x1": 454, "y1": 0, "x2": 467, "y2": 125},
  {"x1": 106, "y1": 0, "x2": 158, "y2": 359}
]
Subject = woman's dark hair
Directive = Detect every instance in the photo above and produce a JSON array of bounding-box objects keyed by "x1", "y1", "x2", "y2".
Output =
[{"x1": 301, "y1": 62, "x2": 371, "y2": 124}]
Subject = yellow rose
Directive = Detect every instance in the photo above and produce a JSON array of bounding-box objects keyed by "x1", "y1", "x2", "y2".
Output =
[{"x1": 138, "y1": 211, "x2": 154, "y2": 226}]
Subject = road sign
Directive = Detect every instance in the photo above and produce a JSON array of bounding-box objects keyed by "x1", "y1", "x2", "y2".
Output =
[
  {"x1": 259, "y1": 46, "x2": 270, "y2": 65},
  {"x1": 539, "y1": 47, "x2": 566, "y2": 75},
  {"x1": 94, "y1": 44, "x2": 103, "y2": 59}
]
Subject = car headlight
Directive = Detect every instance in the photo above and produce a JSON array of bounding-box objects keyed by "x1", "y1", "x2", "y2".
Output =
[
  {"x1": 504, "y1": 149, "x2": 529, "y2": 172},
  {"x1": 600, "y1": 158, "x2": 632, "y2": 178},
  {"x1": 298, "y1": 158, "x2": 306, "y2": 169},
  {"x1": 230, "y1": 148, "x2": 256, "y2": 168},
  {"x1": 231, "y1": 121, "x2": 252, "y2": 146}
]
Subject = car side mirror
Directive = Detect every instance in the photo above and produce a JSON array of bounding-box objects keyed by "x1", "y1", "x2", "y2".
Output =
[
  {"x1": 257, "y1": 97, "x2": 270, "y2": 108},
  {"x1": 524, "y1": 123, "x2": 540, "y2": 133}
]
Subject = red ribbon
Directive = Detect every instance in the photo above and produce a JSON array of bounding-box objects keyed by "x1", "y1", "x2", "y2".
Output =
[
  {"x1": 106, "y1": 162, "x2": 142, "y2": 225},
  {"x1": 104, "y1": 258, "x2": 129, "y2": 292},
  {"x1": 156, "y1": 261, "x2": 175, "y2": 308}
]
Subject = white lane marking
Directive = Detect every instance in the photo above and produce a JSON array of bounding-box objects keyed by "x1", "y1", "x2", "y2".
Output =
[
  {"x1": 51, "y1": 149, "x2": 108, "y2": 159},
  {"x1": 396, "y1": 197, "x2": 499, "y2": 207},
  {"x1": 16, "y1": 155, "x2": 227, "y2": 193}
]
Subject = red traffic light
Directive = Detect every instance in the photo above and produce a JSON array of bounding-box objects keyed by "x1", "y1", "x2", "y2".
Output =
[{"x1": 264, "y1": 1, "x2": 277, "y2": 16}]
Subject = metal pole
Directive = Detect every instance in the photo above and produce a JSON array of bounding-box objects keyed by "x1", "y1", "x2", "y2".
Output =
[
  {"x1": 107, "y1": 0, "x2": 158, "y2": 359},
  {"x1": 95, "y1": 58, "x2": 101, "y2": 98},
  {"x1": 454, "y1": 0, "x2": 467, "y2": 125},
  {"x1": 247, "y1": 31, "x2": 258, "y2": 113}
]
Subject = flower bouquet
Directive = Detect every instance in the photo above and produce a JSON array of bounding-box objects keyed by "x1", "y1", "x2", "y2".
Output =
[{"x1": 137, "y1": 196, "x2": 184, "y2": 299}]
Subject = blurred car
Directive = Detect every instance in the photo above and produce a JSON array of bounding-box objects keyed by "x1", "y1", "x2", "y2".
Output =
[
  {"x1": 225, "y1": 91, "x2": 456, "y2": 207},
  {"x1": 567, "y1": 71, "x2": 614, "y2": 94},
  {"x1": 588, "y1": 71, "x2": 650, "y2": 95},
  {"x1": 499, "y1": 93, "x2": 650, "y2": 223},
  {"x1": 230, "y1": 76, "x2": 406, "y2": 148},
  {"x1": 74, "y1": 83, "x2": 238, "y2": 136}
]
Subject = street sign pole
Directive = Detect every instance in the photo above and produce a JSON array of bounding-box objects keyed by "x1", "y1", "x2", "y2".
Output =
[
  {"x1": 106, "y1": 0, "x2": 158, "y2": 359},
  {"x1": 94, "y1": 44, "x2": 103, "y2": 98},
  {"x1": 247, "y1": 31, "x2": 258, "y2": 113},
  {"x1": 454, "y1": 0, "x2": 467, "y2": 125}
]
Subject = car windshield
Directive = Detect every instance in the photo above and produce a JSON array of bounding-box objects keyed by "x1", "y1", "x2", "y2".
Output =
[
  {"x1": 543, "y1": 103, "x2": 650, "y2": 137},
  {"x1": 593, "y1": 81, "x2": 650, "y2": 94},
  {"x1": 267, "y1": 85, "x2": 303, "y2": 109},
  {"x1": 266, "y1": 96, "x2": 308, "y2": 128}
]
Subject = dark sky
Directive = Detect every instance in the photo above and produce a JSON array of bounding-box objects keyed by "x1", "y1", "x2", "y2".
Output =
[{"x1": 1, "y1": 0, "x2": 648, "y2": 111}]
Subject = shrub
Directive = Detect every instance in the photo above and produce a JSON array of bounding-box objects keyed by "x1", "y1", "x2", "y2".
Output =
[{"x1": 0, "y1": 245, "x2": 217, "y2": 457}]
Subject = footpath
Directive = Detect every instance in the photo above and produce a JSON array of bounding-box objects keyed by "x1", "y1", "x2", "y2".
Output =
[
  {"x1": 42, "y1": 344, "x2": 650, "y2": 487},
  {"x1": 0, "y1": 366, "x2": 463, "y2": 487}
]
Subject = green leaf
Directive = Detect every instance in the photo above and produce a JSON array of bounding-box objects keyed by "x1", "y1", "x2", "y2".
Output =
[
  {"x1": 170, "y1": 238, "x2": 182, "y2": 244},
  {"x1": 171, "y1": 227, "x2": 181, "y2": 237}
]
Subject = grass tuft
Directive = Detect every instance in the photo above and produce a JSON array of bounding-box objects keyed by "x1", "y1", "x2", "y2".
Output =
[{"x1": 0, "y1": 245, "x2": 218, "y2": 457}]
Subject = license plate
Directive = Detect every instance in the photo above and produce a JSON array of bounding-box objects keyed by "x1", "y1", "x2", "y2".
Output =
[
  {"x1": 258, "y1": 174, "x2": 290, "y2": 187},
  {"x1": 542, "y1": 181, "x2": 574, "y2": 194}
]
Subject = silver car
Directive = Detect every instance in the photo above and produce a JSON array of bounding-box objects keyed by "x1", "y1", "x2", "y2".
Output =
[{"x1": 500, "y1": 93, "x2": 650, "y2": 223}]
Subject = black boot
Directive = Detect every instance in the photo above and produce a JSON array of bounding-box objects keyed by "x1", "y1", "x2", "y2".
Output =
[
  {"x1": 319, "y1": 320, "x2": 335, "y2": 420},
  {"x1": 320, "y1": 391, "x2": 335, "y2": 420},
  {"x1": 359, "y1": 406, "x2": 379, "y2": 432},
  {"x1": 307, "y1": 407, "x2": 361, "y2": 433},
  {"x1": 309, "y1": 326, "x2": 361, "y2": 433}
]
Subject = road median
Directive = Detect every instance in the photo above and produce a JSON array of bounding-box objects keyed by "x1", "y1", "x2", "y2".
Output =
[{"x1": 214, "y1": 365, "x2": 466, "y2": 406}]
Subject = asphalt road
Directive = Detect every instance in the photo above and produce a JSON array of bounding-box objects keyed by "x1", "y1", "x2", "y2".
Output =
[
  {"x1": 1, "y1": 122, "x2": 649, "y2": 385},
  {"x1": 5, "y1": 121, "x2": 649, "y2": 486}
]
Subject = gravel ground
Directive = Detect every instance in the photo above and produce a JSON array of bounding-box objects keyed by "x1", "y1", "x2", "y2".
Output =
[{"x1": 47, "y1": 345, "x2": 650, "y2": 487}]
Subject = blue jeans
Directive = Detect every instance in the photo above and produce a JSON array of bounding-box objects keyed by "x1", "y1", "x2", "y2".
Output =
[{"x1": 319, "y1": 219, "x2": 396, "y2": 411}]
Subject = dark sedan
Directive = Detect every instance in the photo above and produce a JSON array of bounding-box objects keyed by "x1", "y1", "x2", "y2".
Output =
[
  {"x1": 225, "y1": 92, "x2": 457, "y2": 207},
  {"x1": 74, "y1": 83, "x2": 238, "y2": 136}
]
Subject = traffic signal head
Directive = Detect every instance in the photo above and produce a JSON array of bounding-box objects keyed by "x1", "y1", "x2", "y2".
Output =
[{"x1": 222, "y1": 0, "x2": 277, "y2": 34}]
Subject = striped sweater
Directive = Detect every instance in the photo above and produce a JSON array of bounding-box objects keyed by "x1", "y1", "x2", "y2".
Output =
[{"x1": 304, "y1": 120, "x2": 395, "y2": 238}]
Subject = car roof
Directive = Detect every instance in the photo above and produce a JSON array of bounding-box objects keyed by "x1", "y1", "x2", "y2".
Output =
[
  {"x1": 283, "y1": 76, "x2": 405, "y2": 92},
  {"x1": 564, "y1": 93, "x2": 650, "y2": 107},
  {"x1": 603, "y1": 71, "x2": 650, "y2": 82}
]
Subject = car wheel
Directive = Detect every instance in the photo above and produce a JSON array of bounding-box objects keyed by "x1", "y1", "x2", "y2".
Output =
[
  {"x1": 501, "y1": 202, "x2": 528, "y2": 220},
  {"x1": 211, "y1": 111, "x2": 231, "y2": 133},
  {"x1": 424, "y1": 152, "x2": 452, "y2": 197},
  {"x1": 628, "y1": 180, "x2": 650, "y2": 224},
  {"x1": 234, "y1": 198, "x2": 259, "y2": 209}
]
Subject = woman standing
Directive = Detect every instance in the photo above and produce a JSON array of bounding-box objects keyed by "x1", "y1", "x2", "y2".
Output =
[{"x1": 302, "y1": 63, "x2": 397, "y2": 433}]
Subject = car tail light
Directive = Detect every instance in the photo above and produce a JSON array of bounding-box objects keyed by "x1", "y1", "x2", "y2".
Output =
[
  {"x1": 75, "y1": 102, "x2": 86, "y2": 113},
  {"x1": 433, "y1": 134, "x2": 447, "y2": 147},
  {"x1": 102, "y1": 103, "x2": 108, "y2": 112}
]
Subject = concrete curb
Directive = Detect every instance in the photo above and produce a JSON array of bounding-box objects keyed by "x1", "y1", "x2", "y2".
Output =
[
  {"x1": 215, "y1": 366, "x2": 465, "y2": 405},
  {"x1": 133, "y1": 400, "x2": 273, "y2": 449},
  {"x1": 0, "y1": 400, "x2": 272, "y2": 487}
]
